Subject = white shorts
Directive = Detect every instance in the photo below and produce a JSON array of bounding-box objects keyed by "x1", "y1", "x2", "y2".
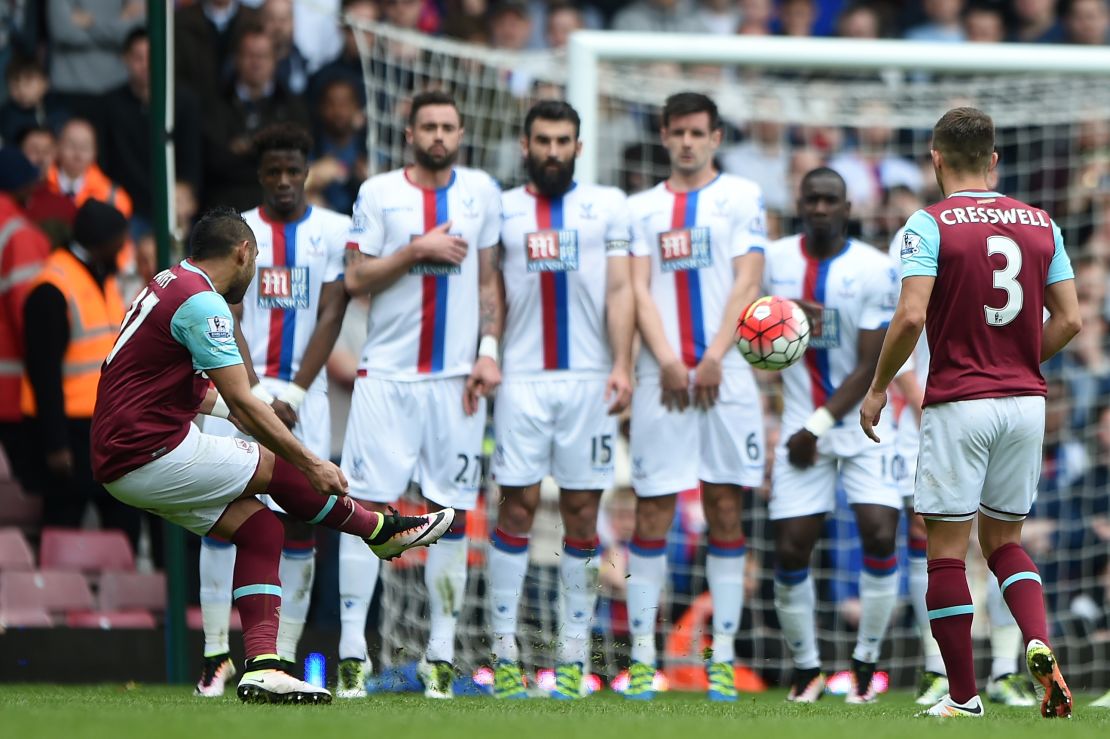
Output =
[
  {"x1": 104, "y1": 423, "x2": 260, "y2": 535},
  {"x1": 893, "y1": 414, "x2": 919, "y2": 502},
  {"x1": 915, "y1": 396, "x2": 1045, "y2": 522},
  {"x1": 201, "y1": 378, "x2": 331, "y2": 514},
  {"x1": 491, "y1": 376, "x2": 616, "y2": 490},
  {"x1": 341, "y1": 375, "x2": 486, "y2": 510},
  {"x1": 769, "y1": 436, "x2": 901, "y2": 520},
  {"x1": 629, "y1": 369, "x2": 765, "y2": 497}
]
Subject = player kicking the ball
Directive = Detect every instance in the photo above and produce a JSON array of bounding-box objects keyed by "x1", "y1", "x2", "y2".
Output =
[
  {"x1": 765, "y1": 168, "x2": 901, "y2": 705},
  {"x1": 861, "y1": 107, "x2": 1081, "y2": 719},
  {"x1": 194, "y1": 124, "x2": 352, "y2": 697},
  {"x1": 91, "y1": 208, "x2": 454, "y2": 704},
  {"x1": 341, "y1": 91, "x2": 503, "y2": 699},
  {"x1": 488, "y1": 100, "x2": 634, "y2": 700},
  {"x1": 625, "y1": 92, "x2": 767, "y2": 702}
]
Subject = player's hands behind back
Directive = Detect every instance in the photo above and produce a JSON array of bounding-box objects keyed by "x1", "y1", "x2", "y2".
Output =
[{"x1": 412, "y1": 221, "x2": 468, "y2": 265}]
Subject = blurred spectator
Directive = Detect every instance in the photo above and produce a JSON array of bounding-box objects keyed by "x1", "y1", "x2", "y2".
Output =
[
  {"x1": 17, "y1": 127, "x2": 78, "y2": 246},
  {"x1": 837, "y1": 2, "x2": 881, "y2": 38},
  {"x1": 307, "y1": 77, "x2": 368, "y2": 213},
  {"x1": 963, "y1": 2, "x2": 1004, "y2": 43},
  {"x1": 308, "y1": 0, "x2": 376, "y2": 108},
  {"x1": 721, "y1": 97, "x2": 790, "y2": 216},
  {"x1": 46, "y1": 119, "x2": 133, "y2": 219},
  {"x1": 22, "y1": 199, "x2": 144, "y2": 546},
  {"x1": 263, "y1": 0, "x2": 308, "y2": 95},
  {"x1": 698, "y1": 0, "x2": 740, "y2": 35},
  {"x1": 779, "y1": 0, "x2": 816, "y2": 36},
  {"x1": 98, "y1": 27, "x2": 202, "y2": 231},
  {"x1": 46, "y1": 1, "x2": 144, "y2": 119},
  {"x1": 201, "y1": 26, "x2": 309, "y2": 211},
  {"x1": 489, "y1": 1, "x2": 533, "y2": 49},
  {"x1": 1009, "y1": 0, "x2": 1064, "y2": 43},
  {"x1": 293, "y1": 0, "x2": 343, "y2": 74},
  {"x1": 523, "y1": 0, "x2": 603, "y2": 49},
  {"x1": 382, "y1": 0, "x2": 426, "y2": 30},
  {"x1": 904, "y1": 0, "x2": 965, "y2": 42},
  {"x1": 828, "y1": 101, "x2": 924, "y2": 221},
  {"x1": 0, "y1": 0, "x2": 37, "y2": 107},
  {"x1": 546, "y1": 2, "x2": 584, "y2": 49},
  {"x1": 175, "y1": 0, "x2": 262, "y2": 111},
  {"x1": 18, "y1": 126, "x2": 56, "y2": 174},
  {"x1": 737, "y1": 0, "x2": 772, "y2": 34},
  {"x1": 0, "y1": 147, "x2": 50, "y2": 485},
  {"x1": 174, "y1": 180, "x2": 198, "y2": 247},
  {"x1": 0, "y1": 55, "x2": 69, "y2": 145},
  {"x1": 613, "y1": 0, "x2": 708, "y2": 34},
  {"x1": 1065, "y1": 0, "x2": 1110, "y2": 45}
]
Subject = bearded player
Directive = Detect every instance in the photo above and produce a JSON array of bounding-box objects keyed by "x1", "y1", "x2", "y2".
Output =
[
  {"x1": 488, "y1": 100, "x2": 633, "y2": 700},
  {"x1": 625, "y1": 92, "x2": 767, "y2": 702},
  {"x1": 340, "y1": 91, "x2": 503, "y2": 699}
]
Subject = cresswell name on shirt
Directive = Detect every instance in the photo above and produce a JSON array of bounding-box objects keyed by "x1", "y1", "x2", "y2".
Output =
[{"x1": 936, "y1": 205, "x2": 1050, "y2": 229}]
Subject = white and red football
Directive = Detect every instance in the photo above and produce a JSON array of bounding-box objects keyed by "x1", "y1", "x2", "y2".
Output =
[{"x1": 736, "y1": 296, "x2": 810, "y2": 371}]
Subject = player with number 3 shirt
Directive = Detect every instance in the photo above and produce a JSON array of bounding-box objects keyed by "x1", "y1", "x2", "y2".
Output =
[
  {"x1": 861, "y1": 107, "x2": 1080, "y2": 719},
  {"x1": 624, "y1": 93, "x2": 767, "y2": 702}
]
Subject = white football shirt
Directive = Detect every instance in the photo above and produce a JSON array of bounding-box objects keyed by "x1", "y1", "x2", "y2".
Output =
[
  {"x1": 629, "y1": 173, "x2": 767, "y2": 376},
  {"x1": 499, "y1": 182, "x2": 630, "y2": 377},
  {"x1": 764, "y1": 234, "x2": 898, "y2": 455},
  {"x1": 239, "y1": 205, "x2": 350, "y2": 393},
  {"x1": 347, "y1": 167, "x2": 501, "y2": 380}
]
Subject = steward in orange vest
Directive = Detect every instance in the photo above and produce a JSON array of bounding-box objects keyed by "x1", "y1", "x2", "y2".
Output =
[{"x1": 21, "y1": 200, "x2": 126, "y2": 527}]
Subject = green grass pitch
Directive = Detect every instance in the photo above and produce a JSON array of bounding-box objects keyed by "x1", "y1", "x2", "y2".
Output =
[{"x1": 3, "y1": 687, "x2": 1110, "y2": 739}]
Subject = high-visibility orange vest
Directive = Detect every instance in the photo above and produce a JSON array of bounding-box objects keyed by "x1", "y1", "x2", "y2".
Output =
[{"x1": 21, "y1": 248, "x2": 124, "y2": 418}]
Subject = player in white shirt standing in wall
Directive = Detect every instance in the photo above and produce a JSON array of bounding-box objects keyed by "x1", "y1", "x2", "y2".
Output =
[
  {"x1": 340, "y1": 91, "x2": 504, "y2": 699},
  {"x1": 195, "y1": 123, "x2": 351, "y2": 697},
  {"x1": 487, "y1": 100, "x2": 634, "y2": 701},
  {"x1": 764, "y1": 168, "x2": 901, "y2": 705},
  {"x1": 624, "y1": 92, "x2": 767, "y2": 703}
]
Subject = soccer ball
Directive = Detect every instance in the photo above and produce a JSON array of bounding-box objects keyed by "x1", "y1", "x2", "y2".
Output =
[{"x1": 736, "y1": 296, "x2": 810, "y2": 370}]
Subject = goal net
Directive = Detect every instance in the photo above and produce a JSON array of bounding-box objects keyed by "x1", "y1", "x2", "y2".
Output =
[{"x1": 349, "y1": 17, "x2": 1110, "y2": 693}]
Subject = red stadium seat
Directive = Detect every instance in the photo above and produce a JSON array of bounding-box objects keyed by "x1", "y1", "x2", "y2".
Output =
[
  {"x1": 97, "y1": 571, "x2": 166, "y2": 612},
  {"x1": 0, "y1": 607, "x2": 53, "y2": 627},
  {"x1": 66, "y1": 610, "x2": 157, "y2": 629},
  {"x1": 0, "y1": 481, "x2": 42, "y2": 529},
  {"x1": 187, "y1": 604, "x2": 242, "y2": 631},
  {"x1": 39, "y1": 528, "x2": 135, "y2": 573},
  {"x1": 0, "y1": 570, "x2": 94, "y2": 613},
  {"x1": 0, "y1": 527, "x2": 34, "y2": 571}
]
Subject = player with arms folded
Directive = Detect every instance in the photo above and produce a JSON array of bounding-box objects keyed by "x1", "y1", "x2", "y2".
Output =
[
  {"x1": 861, "y1": 107, "x2": 1081, "y2": 719},
  {"x1": 341, "y1": 91, "x2": 503, "y2": 699},
  {"x1": 91, "y1": 208, "x2": 454, "y2": 704},
  {"x1": 488, "y1": 100, "x2": 633, "y2": 700},
  {"x1": 195, "y1": 124, "x2": 352, "y2": 697},
  {"x1": 625, "y1": 92, "x2": 767, "y2": 702},
  {"x1": 765, "y1": 168, "x2": 902, "y2": 704}
]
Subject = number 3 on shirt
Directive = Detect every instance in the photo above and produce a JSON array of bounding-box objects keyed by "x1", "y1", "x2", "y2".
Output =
[{"x1": 984, "y1": 235, "x2": 1022, "y2": 327}]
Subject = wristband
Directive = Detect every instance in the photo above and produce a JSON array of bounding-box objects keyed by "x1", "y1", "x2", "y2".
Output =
[
  {"x1": 803, "y1": 407, "x2": 836, "y2": 437},
  {"x1": 278, "y1": 383, "x2": 307, "y2": 412},
  {"x1": 210, "y1": 393, "x2": 231, "y2": 419},
  {"x1": 477, "y1": 335, "x2": 499, "y2": 361},
  {"x1": 250, "y1": 383, "x2": 275, "y2": 405}
]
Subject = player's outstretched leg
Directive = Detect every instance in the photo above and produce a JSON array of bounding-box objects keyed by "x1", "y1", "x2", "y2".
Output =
[
  {"x1": 984, "y1": 579, "x2": 1035, "y2": 707},
  {"x1": 221, "y1": 505, "x2": 331, "y2": 704},
  {"x1": 921, "y1": 557, "x2": 978, "y2": 716},
  {"x1": 196, "y1": 536, "x2": 237, "y2": 697},
  {"x1": 420, "y1": 513, "x2": 468, "y2": 699}
]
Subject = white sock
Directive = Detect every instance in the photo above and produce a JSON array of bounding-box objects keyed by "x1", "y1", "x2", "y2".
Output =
[
  {"x1": 338, "y1": 532, "x2": 378, "y2": 661},
  {"x1": 276, "y1": 545, "x2": 315, "y2": 662},
  {"x1": 854, "y1": 567, "x2": 899, "y2": 664},
  {"x1": 627, "y1": 539, "x2": 667, "y2": 665},
  {"x1": 706, "y1": 546, "x2": 746, "y2": 664},
  {"x1": 909, "y1": 551, "x2": 945, "y2": 674},
  {"x1": 199, "y1": 537, "x2": 236, "y2": 657},
  {"x1": 987, "y1": 580, "x2": 1020, "y2": 679},
  {"x1": 487, "y1": 528, "x2": 529, "y2": 663},
  {"x1": 774, "y1": 570, "x2": 820, "y2": 670},
  {"x1": 558, "y1": 538, "x2": 600, "y2": 666},
  {"x1": 425, "y1": 532, "x2": 467, "y2": 664}
]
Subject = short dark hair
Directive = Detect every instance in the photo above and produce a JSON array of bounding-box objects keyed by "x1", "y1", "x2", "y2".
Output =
[
  {"x1": 933, "y1": 106, "x2": 994, "y2": 174},
  {"x1": 253, "y1": 123, "x2": 313, "y2": 162},
  {"x1": 661, "y1": 92, "x2": 720, "y2": 130},
  {"x1": 189, "y1": 207, "x2": 253, "y2": 260},
  {"x1": 15, "y1": 125, "x2": 53, "y2": 147},
  {"x1": 5, "y1": 54, "x2": 45, "y2": 83},
  {"x1": 524, "y1": 99, "x2": 580, "y2": 139},
  {"x1": 124, "y1": 26, "x2": 148, "y2": 53},
  {"x1": 409, "y1": 90, "x2": 462, "y2": 128},
  {"x1": 800, "y1": 166, "x2": 847, "y2": 194}
]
